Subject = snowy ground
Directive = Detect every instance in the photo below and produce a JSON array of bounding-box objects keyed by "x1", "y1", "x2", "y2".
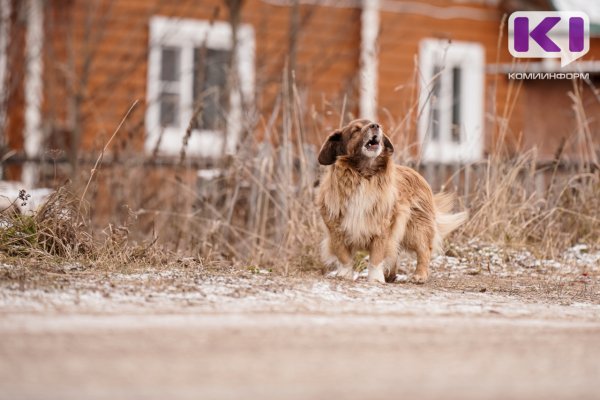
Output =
[{"x1": 0, "y1": 243, "x2": 599, "y2": 400}]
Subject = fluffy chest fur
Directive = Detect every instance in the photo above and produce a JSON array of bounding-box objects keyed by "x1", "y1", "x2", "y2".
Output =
[{"x1": 317, "y1": 161, "x2": 397, "y2": 248}]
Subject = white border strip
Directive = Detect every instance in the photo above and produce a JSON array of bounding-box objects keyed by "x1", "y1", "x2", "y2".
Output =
[
  {"x1": 23, "y1": 0, "x2": 44, "y2": 186},
  {"x1": 359, "y1": 0, "x2": 379, "y2": 120}
]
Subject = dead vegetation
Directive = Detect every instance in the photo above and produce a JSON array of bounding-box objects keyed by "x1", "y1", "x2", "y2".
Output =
[
  {"x1": 459, "y1": 151, "x2": 600, "y2": 258},
  {"x1": 0, "y1": 187, "x2": 92, "y2": 258},
  {"x1": 0, "y1": 70, "x2": 599, "y2": 275}
]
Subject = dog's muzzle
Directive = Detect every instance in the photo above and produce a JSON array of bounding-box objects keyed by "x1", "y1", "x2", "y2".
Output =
[
  {"x1": 365, "y1": 134, "x2": 381, "y2": 151},
  {"x1": 364, "y1": 123, "x2": 382, "y2": 151}
]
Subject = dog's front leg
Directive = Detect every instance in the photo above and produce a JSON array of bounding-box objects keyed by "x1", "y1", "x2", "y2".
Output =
[
  {"x1": 323, "y1": 236, "x2": 356, "y2": 281},
  {"x1": 368, "y1": 237, "x2": 388, "y2": 283}
]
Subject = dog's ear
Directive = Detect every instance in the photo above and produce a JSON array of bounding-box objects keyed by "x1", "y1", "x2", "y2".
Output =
[
  {"x1": 383, "y1": 134, "x2": 394, "y2": 153},
  {"x1": 318, "y1": 130, "x2": 344, "y2": 165}
]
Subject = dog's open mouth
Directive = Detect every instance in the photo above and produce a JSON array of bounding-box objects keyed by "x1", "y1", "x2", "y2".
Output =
[{"x1": 365, "y1": 136, "x2": 380, "y2": 151}]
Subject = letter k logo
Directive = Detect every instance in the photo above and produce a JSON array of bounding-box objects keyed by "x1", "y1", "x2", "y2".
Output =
[
  {"x1": 508, "y1": 11, "x2": 590, "y2": 67},
  {"x1": 514, "y1": 16, "x2": 561, "y2": 52}
]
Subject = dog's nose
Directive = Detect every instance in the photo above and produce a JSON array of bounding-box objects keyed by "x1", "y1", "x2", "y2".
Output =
[{"x1": 370, "y1": 123, "x2": 380, "y2": 130}]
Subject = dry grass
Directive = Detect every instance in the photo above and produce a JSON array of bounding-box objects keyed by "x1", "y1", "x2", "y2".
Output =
[
  {"x1": 460, "y1": 154, "x2": 599, "y2": 257},
  {"x1": 1, "y1": 68, "x2": 599, "y2": 272},
  {"x1": 459, "y1": 75, "x2": 599, "y2": 257},
  {"x1": 0, "y1": 187, "x2": 92, "y2": 257},
  {"x1": 0, "y1": 157, "x2": 598, "y2": 272}
]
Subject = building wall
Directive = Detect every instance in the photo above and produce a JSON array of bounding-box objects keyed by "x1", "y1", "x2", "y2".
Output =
[
  {"x1": 519, "y1": 75, "x2": 600, "y2": 161},
  {"x1": 3, "y1": 0, "x2": 28, "y2": 180},
  {"x1": 377, "y1": 1, "x2": 600, "y2": 161},
  {"x1": 38, "y1": 0, "x2": 361, "y2": 160},
  {"x1": 500, "y1": 35, "x2": 600, "y2": 160},
  {"x1": 377, "y1": 1, "x2": 511, "y2": 158},
  {"x1": 3, "y1": 0, "x2": 600, "y2": 175}
]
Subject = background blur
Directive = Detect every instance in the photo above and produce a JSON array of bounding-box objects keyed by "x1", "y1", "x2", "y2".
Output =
[{"x1": 0, "y1": 0, "x2": 599, "y2": 265}]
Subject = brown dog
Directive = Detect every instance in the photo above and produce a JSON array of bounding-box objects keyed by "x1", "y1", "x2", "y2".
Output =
[{"x1": 316, "y1": 119, "x2": 467, "y2": 283}]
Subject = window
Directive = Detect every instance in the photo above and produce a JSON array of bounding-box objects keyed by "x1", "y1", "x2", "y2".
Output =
[
  {"x1": 418, "y1": 39, "x2": 484, "y2": 163},
  {"x1": 193, "y1": 48, "x2": 229, "y2": 131},
  {"x1": 146, "y1": 17, "x2": 255, "y2": 157}
]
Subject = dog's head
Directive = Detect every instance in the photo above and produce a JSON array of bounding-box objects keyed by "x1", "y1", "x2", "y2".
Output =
[{"x1": 317, "y1": 119, "x2": 394, "y2": 168}]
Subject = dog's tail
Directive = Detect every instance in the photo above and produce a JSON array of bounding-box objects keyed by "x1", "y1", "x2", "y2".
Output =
[{"x1": 432, "y1": 192, "x2": 468, "y2": 254}]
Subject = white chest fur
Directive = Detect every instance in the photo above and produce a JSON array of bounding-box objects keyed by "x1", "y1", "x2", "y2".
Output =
[
  {"x1": 341, "y1": 181, "x2": 381, "y2": 243},
  {"x1": 322, "y1": 170, "x2": 396, "y2": 247}
]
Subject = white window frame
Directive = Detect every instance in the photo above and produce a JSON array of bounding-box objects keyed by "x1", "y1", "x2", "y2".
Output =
[
  {"x1": 146, "y1": 16, "x2": 255, "y2": 157},
  {"x1": 418, "y1": 39, "x2": 484, "y2": 163}
]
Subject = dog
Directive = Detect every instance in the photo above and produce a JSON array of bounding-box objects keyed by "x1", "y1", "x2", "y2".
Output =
[{"x1": 316, "y1": 119, "x2": 467, "y2": 284}]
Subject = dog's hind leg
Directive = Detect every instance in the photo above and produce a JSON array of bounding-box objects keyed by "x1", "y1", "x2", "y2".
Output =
[
  {"x1": 384, "y1": 262, "x2": 397, "y2": 283},
  {"x1": 381, "y1": 207, "x2": 409, "y2": 283},
  {"x1": 412, "y1": 241, "x2": 432, "y2": 284}
]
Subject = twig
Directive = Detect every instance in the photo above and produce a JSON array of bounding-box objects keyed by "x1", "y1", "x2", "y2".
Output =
[
  {"x1": 78, "y1": 100, "x2": 139, "y2": 213},
  {"x1": 339, "y1": 93, "x2": 347, "y2": 128}
]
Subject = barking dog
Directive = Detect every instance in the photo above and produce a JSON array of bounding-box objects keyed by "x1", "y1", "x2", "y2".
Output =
[{"x1": 316, "y1": 119, "x2": 467, "y2": 283}]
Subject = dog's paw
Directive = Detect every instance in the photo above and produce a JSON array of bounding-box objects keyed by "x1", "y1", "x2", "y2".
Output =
[
  {"x1": 410, "y1": 272, "x2": 429, "y2": 284},
  {"x1": 367, "y1": 264, "x2": 386, "y2": 284},
  {"x1": 327, "y1": 266, "x2": 356, "y2": 281},
  {"x1": 368, "y1": 275, "x2": 385, "y2": 284},
  {"x1": 325, "y1": 269, "x2": 339, "y2": 279},
  {"x1": 337, "y1": 267, "x2": 357, "y2": 281}
]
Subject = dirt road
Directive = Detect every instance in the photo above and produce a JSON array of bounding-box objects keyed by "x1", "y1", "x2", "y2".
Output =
[
  {"x1": 1, "y1": 311, "x2": 600, "y2": 400},
  {"x1": 1, "y1": 263, "x2": 600, "y2": 400}
]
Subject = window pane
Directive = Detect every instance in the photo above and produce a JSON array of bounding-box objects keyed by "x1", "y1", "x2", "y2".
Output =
[
  {"x1": 451, "y1": 66, "x2": 462, "y2": 143},
  {"x1": 160, "y1": 92, "x2": 179, "y2": 127},
  {"x1": 161, "y1": 47, "x2": 180, "y2": 82},
  {"x1": 193, "y1": 48, "x2": 231, "y2": 131},
  {"x1": 429, "y1": 64, "x2": 442, "y2": 142}
]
